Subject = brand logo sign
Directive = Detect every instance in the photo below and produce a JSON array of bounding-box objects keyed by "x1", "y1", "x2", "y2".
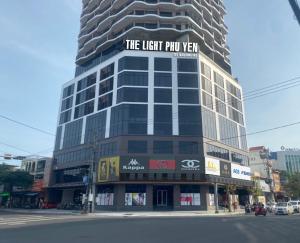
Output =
[
  {"x1": 205, "y1": 158, "x2": 220, "y2": 176},
  {"x1": 220, "y1": 161, "x2": 231, "y2": 178},
  {"x1": 125, "y1": 40, "x2": 199, "y2": 53},
  {"x1": 181, "y1": 160, "x2": 200, "y2": 171},
  {"x1": 122, "y1": 159, "x2": 145, "y2": 171},
  {"x1": 149, "y1": 160, "x2": 176, "y2": 170},
  {"x1": 231, "y1": 163, "x2": 251, "y2": 181},
  {"x1": 120, "y1": 157, "x2": 148, "y2": 172}
]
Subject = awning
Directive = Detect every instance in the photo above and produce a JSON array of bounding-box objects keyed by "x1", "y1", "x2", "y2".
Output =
[{"x1": 25, "y1": 193, "x2": 39, "y2": 197}]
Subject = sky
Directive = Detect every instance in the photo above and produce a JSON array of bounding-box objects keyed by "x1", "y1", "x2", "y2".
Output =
[{"x1": 0, "y1": 0, "x2": 299, "y2": 166}]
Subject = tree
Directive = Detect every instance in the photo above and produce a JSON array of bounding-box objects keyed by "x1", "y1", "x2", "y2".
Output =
[
  {"x1": 0, "y1": 163, "x2": 34, "y2": 193},
  {"x1": 285, "y1": 173, "x2": 300, "y2": 199}
]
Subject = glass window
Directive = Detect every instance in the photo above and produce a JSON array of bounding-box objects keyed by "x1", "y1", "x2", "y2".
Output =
[
  {"x1": 215, "y1": 100, "x2": 226, "y2": 116},
  {"x1": 100, "y1": 63, "x2": 114, "y2": 80},
  {"x1": 74, "y1": 100, "x2": 94, "y2": 119},
  {"x1": 214, "y1": 72, "x2": 224, "y2": 88},
  {"x1": 178, "y1": 59, "x2": 198, "y2": 72},
  {"x1": 100, "y1": 142, "x2": 118, "y2": 157},
  {"x1": 154, "y1": 73, "x2": 172, "y2": 87},
  {"x1": 226, "y1": 81, "x2": 241, "y2": 99},
  {"x1": 118, "y1": 71, "x2": 148, "y2": 87},
  {"x1": 61, "y1": 96, "x2": 73, "y2": 112},
  {"x1": 178, "y1": 106, "x2": 202, "y2": 135},
  {"x1": 99, "y1": 77, "x2": 113, "y2": 95},
  {"x1": 54, "y1": 126, "x2": 62, "y2": 150},
  {"x1": 201, "y1": 76, "x2": 212, "y2": 94},
  {"x1": 154, "y1": 88, "x2": 172, "y2": 103},
  {"x1": 98, "y1": 93, "x2": 112, "y2": 111},
  {"x1": 202, "y1": 107, "x2": 217, "y2": 139},
  {"x1": 179, "y1": 141, "x2": 199, "y2": 154},
  {"x1": 206, "y1": 144, "x2": 230, "y2": 161},
  {"x1": 154, "y1": 58, "x2": 171, "y2": 71},
  {"x1": 128, "y1": 141, "x2": 147, "y2": 153},
  {"x1": 154, "y1": 105, "x2": 172, "y2": 135},
  {"x1": 178, "y1": 73, "x2": 199, "y2": 88},
  {"x1": 232, "y1": 153, "x2": 249, "y2": 165},
  {"x1": 85, "y1": 111, "x2": 107, "y2": 143},
  {"x1": 117, "y1": 87, "x2": 148, "y2": 103},
  {"x1": 63, "y1": 84, "x2": 74, "y2": 98},
  {"x1": 178, "y1": 89, "x2": 199, "y2": 104},
  {"x1": 59, "y1": 110, "x2": 71, "y2": 124},
  {"x1": 110, "y1": 104, "x2": 148, "y2": 136},
  {"x1": 202, "y1": 92, "x2": 213, "y2": 109},
  {"x1": 153, "y1": 141, "x2": 173, "y2": 154},
  {"x1": 215, "y1": 85, "x2": 225, "y2": 102},
  {"x1": 76, "y1": 86, "x2": 95, "y2": 105},
  {"x1": 118, "y1": 56, "x2": 148, "y2": 71},
  {"x1": 77, "y1": 73, "x2": 96, "y2": 92},
  {"x1": 63, "y1": 119, "x2": 83, "y2": 149},
  {"x1": 227, "y1": 93, "x2": 242, "y2": 111},
  {"x1": 201, "y1": 62, "x2": 211, "y2": 79},
  {"x1": 219, "y1": 115, "x2": 239, "y2": 148}
]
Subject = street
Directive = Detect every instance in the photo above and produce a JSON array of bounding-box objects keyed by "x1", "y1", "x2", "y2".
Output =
[{"x1": 0, "y1": 213, "x2": 300, "y2": 243}]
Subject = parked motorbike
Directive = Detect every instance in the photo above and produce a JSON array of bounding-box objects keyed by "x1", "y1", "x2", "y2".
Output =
[{"x1": 255, "y1": 205, "x2": 267, "y2": 216}]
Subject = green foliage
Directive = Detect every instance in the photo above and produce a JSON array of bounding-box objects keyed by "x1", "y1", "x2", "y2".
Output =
[
  {"x1": 0, "y1": 163, "x2": 34, "y2": 192},
  {"x1": 285, "y1": 173, "x2": 300, "y2": 199}
]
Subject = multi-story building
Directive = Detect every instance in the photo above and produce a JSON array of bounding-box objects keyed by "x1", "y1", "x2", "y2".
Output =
[
  {"x1": 49, "y1": 0, "x2": 251, "y2": 211},
  {"x1": 271, "y1": 149, "x2": 300, "y2": 175}
]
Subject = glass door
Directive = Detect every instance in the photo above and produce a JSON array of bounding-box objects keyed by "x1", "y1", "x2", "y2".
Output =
[{"x1": 157, "y1": 190, "x2": 168, "y2": 207}]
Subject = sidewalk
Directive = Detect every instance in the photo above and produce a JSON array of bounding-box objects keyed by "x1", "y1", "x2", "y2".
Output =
[
  {"x1": 0, "y1": 208, "x2": 80, "y2": 215},
  {"x1": 90, "y1": 210, "x2": 245, "y2": 218},
  {"x1": 0, "y1": 208, "x2": 245, "y2": 218}
]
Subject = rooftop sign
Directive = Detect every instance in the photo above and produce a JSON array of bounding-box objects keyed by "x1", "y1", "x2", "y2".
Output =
[{"x1": 125, "y1": 40, "x2": 199, "y2": 53}]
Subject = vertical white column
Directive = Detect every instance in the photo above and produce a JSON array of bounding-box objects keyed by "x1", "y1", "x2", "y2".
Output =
[
  {"x1": 148, "y1": 56, "x2": 154, "y2": 135},
  {"x1": 172, "y1": 57, "x2": 179, "y2": 135},
  {"x1": 112, "y1": 60, "x2": 118, "y2": 106},
  {"x1": 81, "y1": 116, "x2": 87, "y2": 144},
  {"x1": 105, "y1": 108, "x2": 111, "y2": 138},
  {"x1": 94, "y1": 70, "x2": 100, "y2": 112},
  {"x1": 59, "y1": 124, "x2": 65, "y2": 150}
]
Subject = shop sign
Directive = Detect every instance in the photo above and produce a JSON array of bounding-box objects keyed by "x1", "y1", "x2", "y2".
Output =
[
  {"x1": 220, "y1": 161, "x2": 231, "y2": 178},
  {"x1": 205, "y1": 158, "x2": 220, "y2": 176},
  {"x1": 180, "y1": 160, "x2": 201, "y2": 171},
  {"x1": 149, "y1": 160, "x2": 176, "y2": 170},
  {"x1": 231, "y1": 163, "x2": 251, "y2": 181},
  {"x1": 121, "y1": 157, "x2": 148, "y2": 172},
  {"x1": 125, "y1": 40, "x2": 199, "y2": 53},
  {"x1": 98, "y1": 156, "x2": 120, "y2": 182}
]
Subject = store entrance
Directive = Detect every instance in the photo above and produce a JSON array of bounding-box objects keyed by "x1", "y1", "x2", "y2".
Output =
[{"x1": 153, "y1": 186, "x2": 173, "y2": 210}]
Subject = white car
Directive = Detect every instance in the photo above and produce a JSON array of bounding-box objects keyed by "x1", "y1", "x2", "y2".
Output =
[
  {"x1": 289, "y1": 200, "x2": 300, "y2": 213},
  {"x1": 274, "y1": 202, "x2": 294, "y2": 215}
]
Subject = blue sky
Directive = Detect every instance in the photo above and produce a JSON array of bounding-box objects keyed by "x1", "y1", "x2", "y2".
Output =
[{"x1": 0, "y1": 0, "x2": 299, "y2": 166}]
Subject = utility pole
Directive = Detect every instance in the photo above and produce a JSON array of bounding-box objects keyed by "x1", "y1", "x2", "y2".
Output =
[{"x1": 82, "y1": 136, "x2": 97, "y2": 214}]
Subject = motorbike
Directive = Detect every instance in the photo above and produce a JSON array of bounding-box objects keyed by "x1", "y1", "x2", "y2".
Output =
[
  {"x1": 255, "y1": 205, "x2": 267, "y2": 216},
  {"x1": 245, "y1": 204, "x2": 251, "y2": 214}
]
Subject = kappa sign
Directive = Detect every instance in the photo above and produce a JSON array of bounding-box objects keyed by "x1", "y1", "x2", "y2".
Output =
[{"x1": 122, "y1": 158, "x2": 145, "y2": 171}]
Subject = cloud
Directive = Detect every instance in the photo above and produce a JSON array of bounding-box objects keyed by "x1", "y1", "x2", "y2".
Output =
[
  {"x1": 8, "y1": 41, "x2": 74, "y2": 71},
  {"x1": 63, "y1": 0, "x2": 82, "y2": 14}
]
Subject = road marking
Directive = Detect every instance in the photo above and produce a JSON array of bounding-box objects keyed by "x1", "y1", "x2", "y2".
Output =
[{"x1": 235, "y1": 222, "x2": 258, "y2": 243}]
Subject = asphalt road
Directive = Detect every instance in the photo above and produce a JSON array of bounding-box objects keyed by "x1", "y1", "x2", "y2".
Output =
[{"x1": 0, "y1": 213, "x2": 300, "y2": 243}]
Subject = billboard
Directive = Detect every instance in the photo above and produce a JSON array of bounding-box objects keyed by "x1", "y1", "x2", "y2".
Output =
[
  {"x1": 120, "y1": 156, "x2": 148, "y2": 172},
  {"x1": 98, "y1": 157, "x2": 120, "y2": 182},
  {"x1": 205, "y1": 157, "x2": 220, "y2": 176},
  {"x1": 149, "y1": 160, "x2": 176, "y2": 171},
  {"x1": 180, "y1": 193, "x2": 201, "y2": 206},
  {"x1": 177, "y1": 158, "x2": 202, "y2": 172},
  {"x1": 231, "y1": 164, "x2": 251, "y2": 181},
  {"x1": 220, "y1": 161, "x2": 231, "y2": 178},
  {"x1": 125, "y1": 193, "x2": 146, "y2": 206}
]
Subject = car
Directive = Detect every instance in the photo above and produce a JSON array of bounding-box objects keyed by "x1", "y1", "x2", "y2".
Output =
[
  {"x1": 274, "y1": 202, "x2": 294, "y2": 215},
  {"x1": 288, "y1": 200, "x2": 300, "y2": 213}
]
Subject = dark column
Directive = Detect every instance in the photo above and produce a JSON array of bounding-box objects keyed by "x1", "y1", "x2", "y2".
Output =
[
  {"x1": 115, "y1": 184, "x2": 125, "y2": 210},
  {"x1": 146, "y1": 184, "x2": 153, "y2": 210},
  {"x1": 214, "y1": 183, "x2": 219, "y2": 213},
  {"x1": 200, "y1": 185, "x2": 209, "y2": 211},
  {"x1": 173, "y1": 184, "x2": 180, "y2": 210}
]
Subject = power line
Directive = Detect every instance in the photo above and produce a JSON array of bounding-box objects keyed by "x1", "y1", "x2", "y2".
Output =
[
  {"x1": 0, "y1": 114, "x2": 55, "y2": 136},
  {"x1": 0, "y1": 141, "x2": 32, "y2": 154}
]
